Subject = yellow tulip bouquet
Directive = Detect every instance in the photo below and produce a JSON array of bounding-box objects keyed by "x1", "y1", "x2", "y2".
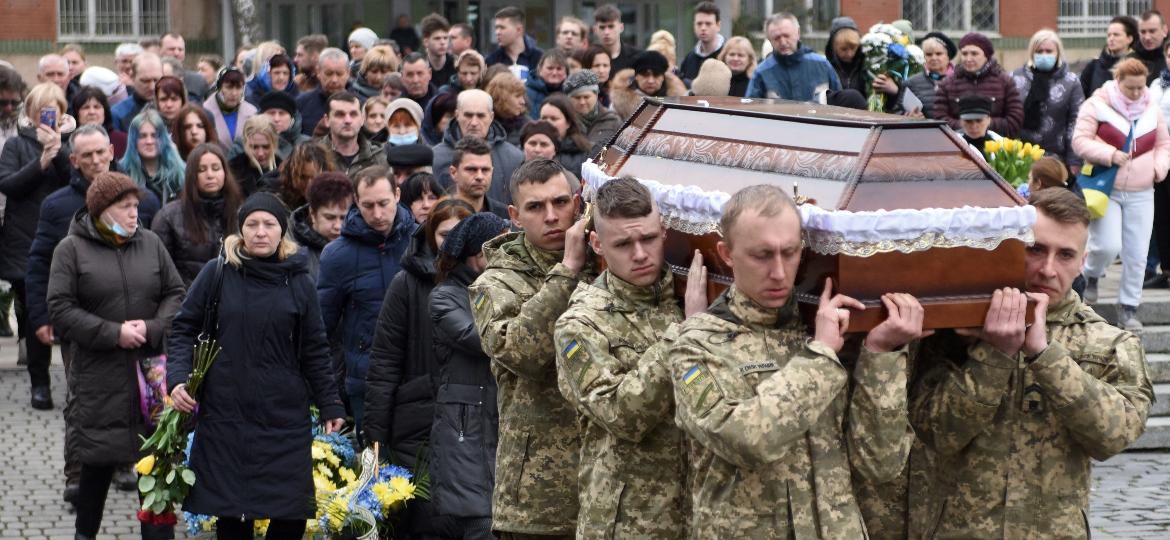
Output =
[{"x1": 983, "y1": 138, "x2": 1046, "y2": 187}]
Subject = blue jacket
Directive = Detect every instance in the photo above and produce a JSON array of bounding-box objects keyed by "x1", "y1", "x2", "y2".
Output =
[
  {"x1": 244, "y1": 69, "x2": 300, "y2": 107},
  {"x1": 746, "y1": 45, "x2": 841, "y2": 102},
  {"x1": 26, "y1": 168, "x2": 161, "y2": 329},
  {"x1": 317, "y1": 205, "x2": 415, "y2": 398},
  {"x1": 484, "y1": 34, "x2": 544, "y2": 74},
  {"x1": 525, "y1": 76, "x2": 561, "y2": 120},
  {"x1": 111, "y1": 89, "x2": 150, "y2": 132},
  {"x1": 296, "y1": 88, "x2": 329, "y2": 137}
]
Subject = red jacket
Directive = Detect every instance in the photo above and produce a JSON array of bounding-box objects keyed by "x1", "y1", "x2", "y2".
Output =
[{"x1": 933, "y1": 59, "x2": 1024, "y2": 138}]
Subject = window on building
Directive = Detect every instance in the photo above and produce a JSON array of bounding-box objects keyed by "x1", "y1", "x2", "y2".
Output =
[
  {"x1": 1058, "y1": 0, "x2": 1152, "y2": 36},
  {"x1": 59, "y1": 0, "x2": 169, "y2": 40},
  {"x1": 902, "y1": 0, "x2": 999, "y2": 33}
]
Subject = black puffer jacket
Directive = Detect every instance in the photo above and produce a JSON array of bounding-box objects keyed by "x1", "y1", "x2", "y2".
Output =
[
  {"x1": 0, "y1": 125, "x2": 71, "y2": 279},
  {"x1": 229, "y1": 153, "x2": 281, "y2": 197},
  {"x1": 363, "y1": 225, "x2": 439, "y2": 466},
  {"x1": 166, "y1": 252, "x2": 344, "y2": 520},
  {"x1": 290, "y1": 204, "x2": 330, "y2": 279},
  {"x1": 48, "y1": 211, "x2": 185, "y2": 465},
  {"x1": 151, "y1": 197, "x2": 230, "y2": 286},
  {"x1": 557, "y1": 137, "x2": 588, "y2": 179},
  {"x1": 428, "y1": 262, "x2": 498, "y2": 519}
]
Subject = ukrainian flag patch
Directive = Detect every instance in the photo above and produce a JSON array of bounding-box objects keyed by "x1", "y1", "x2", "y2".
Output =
[
  {"x1": 474, "y1": 292, "x2": 487, "y2": 310},
  {"x1": 683, "y1": 365, "x2": 705, "y2": 385},
  {"x1": 564, "y1": 339, "x2": 581, "y2": 360}
]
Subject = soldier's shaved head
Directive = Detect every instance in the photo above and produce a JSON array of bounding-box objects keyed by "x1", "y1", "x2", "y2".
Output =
[{"x1": 719, "y1": 184, "x2": 800, "y2": 247}]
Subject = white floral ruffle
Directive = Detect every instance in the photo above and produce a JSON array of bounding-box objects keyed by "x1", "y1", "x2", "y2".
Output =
[{"x1": 581, "y1": 160, "x2": 1036, "y2": 255}]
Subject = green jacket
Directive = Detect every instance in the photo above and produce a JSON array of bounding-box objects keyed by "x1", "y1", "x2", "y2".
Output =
[
  {"x1": 669, "y1": 286, "x2": 912, "y2": 538},
  {"x1": 470, "y1": 231, "x2": 597, "y2": 534},
  {"x1": 554, "y1": 270, "x2": 688, "y2": 539},
  {"x1": 911, "y1": 291, "x2": 1153, "y2": 538}
]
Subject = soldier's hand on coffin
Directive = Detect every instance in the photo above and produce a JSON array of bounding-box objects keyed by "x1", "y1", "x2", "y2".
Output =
[
  {"x1": 562, "y1": 218, "x2": 590, "y2": 273},
  {"x1": 814, "y1": 277, "x2": 865, "y2": 353},
  {"x1": 957, "y1": 287, "x2": 1027, "y2": 356},
  {"x1": 684, "y1": 249, "x2": 709, "y2": 318},
  {"x1": 1022, "y1": 292, "x2": 1050, "y2": 357},
  {"x1": 864, "y1": 293, "x2": 934, "y2": 353}
]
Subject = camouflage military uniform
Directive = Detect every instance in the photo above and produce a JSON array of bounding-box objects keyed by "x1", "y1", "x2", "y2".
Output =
[
  {"x1": 670, "y1": 286, "x2": 912, "y2": 538},
  {"x1": 554, "y1": 270, "x2": 688, "y2": 539},
  {"x1": 911, "y1": 291, "x2": 1154, "y2": 538},
  {"x1": 470, "y1": 231, "x2": 597, "y2": 535}
]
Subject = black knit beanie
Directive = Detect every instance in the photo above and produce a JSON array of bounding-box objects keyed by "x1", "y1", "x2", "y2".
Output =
[
  {"x1": 237, "y1": 192, "x2": 290, "y2": 236},
  {"x1": 441, "y1": 212, "x2": 510, "y2": 260}
]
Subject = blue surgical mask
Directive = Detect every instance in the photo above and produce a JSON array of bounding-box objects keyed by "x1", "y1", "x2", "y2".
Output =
[
  {"x1": 389, "y1": 133, "x2": 419, "y2": 146},
  {"x1": 103, "y1": 216, "x2": 132, "y2": 238},
  {"x1": 1033, "y1": 53, "x2": 1058, "y2": 71}
]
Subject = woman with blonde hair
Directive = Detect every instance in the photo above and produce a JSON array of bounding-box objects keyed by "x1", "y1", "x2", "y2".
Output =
[
  {"x1": 353, "y1": 45, "x2": 400, "y2": 101},
  {"x1": 362, "y1": 96, "x2": 391, "y2": 145},
  {"x1": 717, "y1": 36, "x2": 757, "y2": 97},
  {"x1": 168, "y1": 191, "x2": 344, "y2": 539},
  {"x1": 485, "y1": 72, "x2": 530, "y2": 146},
  {"x1": 228, "y1": 115, "x2": 280, "y2": 195},
  {"x1": 1011, "y1": 29, "x2": 1085, "y2": 168},
  {"x1": 1073, "y1": 58, "x2": 1170, "y2": 328}
]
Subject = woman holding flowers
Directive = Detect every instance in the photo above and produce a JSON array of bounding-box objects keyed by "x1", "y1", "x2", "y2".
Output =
[
  {"x1": 47, "y1": 171, "x2": 185, "y2": 539},
  {"x1": 934, "y1": 32, "x2": 1024, "y2": 137},
  {"x1": 1011, "y1": 30, "x2": 1085, "y2": 169},
  {"x1": 1072, "y1": 58, "x2": 1170, "y2": 329},
  {"x1": 167, "y1": 192, "x2": 345, "y2": 539}
]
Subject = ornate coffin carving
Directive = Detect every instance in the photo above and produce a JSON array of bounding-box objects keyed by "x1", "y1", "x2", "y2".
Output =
[{"x1": 584, "y1": 96, "x2": 1034, "y2": 331}]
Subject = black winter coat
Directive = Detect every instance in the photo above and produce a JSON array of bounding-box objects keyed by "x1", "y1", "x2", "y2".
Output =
[
  {"x1": 48, "y1": 211, "x2": 185, "y2": 465},
  {"x1": 151, "y1": 197, "x2": 229, "y2": 286},
  {"x1": 0, "y1": 125, "x2": 71, "y2": 279},
  {"x1": 363, "y1": 225, "x2": 438, "y2": 466},
  {"x1": 428, "y1": 263, "x2": 498, "y2": 519},
  {"x1": 26, "y1": 169, "x2": 162, "y2": 329},
  {"x1": 290, "y1": 204, "x2": 329, "y2": 279},
  {"x1": 166, "y1": 253, "x2": 344, "y2": 520},
  {"x1": 1081, "y1": 49, "x2": 1132, "y2": 98},
  {"x1": 229, "y1": 153, "x2": 281, "y2": 197}
]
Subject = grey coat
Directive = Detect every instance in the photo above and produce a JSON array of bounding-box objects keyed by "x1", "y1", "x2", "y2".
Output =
[
  {"x1": 1011, "y1": 64, "x2": 1085, "y2": 167},
  {"x1": 905, "y1": 72, "x2": 945, "y2": 119},
  {"x1": 432, "y1": 121, "x2": 524, "y2": 205}
]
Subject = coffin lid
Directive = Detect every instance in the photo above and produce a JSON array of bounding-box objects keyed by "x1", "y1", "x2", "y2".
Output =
[{"x1": 585, "y1": 96, "x2": 1035, "y2": 256}]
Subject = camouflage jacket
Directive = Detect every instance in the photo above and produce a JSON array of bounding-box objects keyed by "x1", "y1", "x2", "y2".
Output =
[
  {"x1": 554, "y1": 270, "x2": 688, "y2": 539},
  {"x1": 669, "y1": 286, "x2": 912, "y2": 538},
  {"x1": 470, "y1": 231, "x2": 597, "y2": 534},
  {"x1": 911, "y1": 291, "x2": 1154, "y2": 538}
]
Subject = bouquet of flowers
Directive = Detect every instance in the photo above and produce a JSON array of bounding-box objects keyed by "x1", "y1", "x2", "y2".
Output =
[
  {"x1": 135, "y1": 337, "x2": 220, "y2": 526},
  {"x1": 983, "y1": 138, "x2": 1046, "y2": 188},
  {"x1": 859, "y1": 23, "x2": 924, "y2": 112}
]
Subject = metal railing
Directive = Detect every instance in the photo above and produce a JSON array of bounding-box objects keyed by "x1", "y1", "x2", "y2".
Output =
[
  {"x1": 58, "y1": 0, "x2": 169, "y2": 41},
  {"x1": 901, "y1": 0, "x2": 998, "y2": 32}
]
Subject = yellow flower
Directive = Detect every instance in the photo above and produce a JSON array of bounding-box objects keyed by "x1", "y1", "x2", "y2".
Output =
[
  {"x1": 1030, "y1": 147, "x2": 1045, "y2": 160},
  {"x1": 338, "y1": 467, "x2": 356, "y2": 485},
  {"x1": 897, "y1": 35, "x2": 910, "y2": 45},
  {"x1": 311, "y1": 444, "x2": 326, "y2": 461},
  {"x1": 324, "y1": 452, "x2": 340, "y2": 467},
  {"x1": 254, "y1": 520, "x2": 270, "y2": 536},
  {"x1": 984, "y1": 140, "x2": 1000, "y2": 154},
  {"x1": 134, "y1": 455, "x2": 156, "y2": 476},
  {"x1": 390, "y1": 476, "x2": 416, "y2": 501}
]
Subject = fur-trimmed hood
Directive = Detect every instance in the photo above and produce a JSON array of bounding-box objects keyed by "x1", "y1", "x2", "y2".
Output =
[{"x1": 609, "y1": 68, "x2": 688, "y2": 120}]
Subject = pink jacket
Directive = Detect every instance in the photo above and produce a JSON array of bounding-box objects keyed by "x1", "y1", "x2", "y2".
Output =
[{"x1": 1072, "y1": 87, "x2": 1170, "y2": 192}]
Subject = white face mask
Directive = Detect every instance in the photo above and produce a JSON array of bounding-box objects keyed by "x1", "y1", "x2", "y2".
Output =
[{"x1": 1032, "y1": 53, "x2": 1058, "y2": 71}]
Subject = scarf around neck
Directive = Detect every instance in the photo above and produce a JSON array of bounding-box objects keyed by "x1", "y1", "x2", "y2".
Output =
[{"x1": 1104, "y1": 80, "x2": 1149, "y2": 121}]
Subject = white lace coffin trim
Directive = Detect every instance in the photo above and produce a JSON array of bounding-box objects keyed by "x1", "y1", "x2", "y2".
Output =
[{"x1": 581, "y1": 160, "x2": 1036, "y2": 256}]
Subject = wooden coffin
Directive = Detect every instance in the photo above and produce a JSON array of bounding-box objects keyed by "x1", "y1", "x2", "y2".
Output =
[{"x1": 584, "y1": 96, "x2": 1033, "y2": 332}]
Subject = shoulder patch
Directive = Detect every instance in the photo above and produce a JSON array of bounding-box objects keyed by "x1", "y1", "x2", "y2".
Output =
[
  {"x1": 473, "y1": 291, "x2": 488, "y2": 311},
  {"x1": 564, "y1": 339, "x2": 581, "y2": 360}
]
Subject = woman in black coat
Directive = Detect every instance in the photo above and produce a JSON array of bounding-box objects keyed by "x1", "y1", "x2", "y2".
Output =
[
  {"x1": 46, "y1": 172, "x2": 185, "y2": 539},
  {"x1": 151, "y1": 143, "x2": 244, "y2": 285},
  {"x1": 167, "y1": 192, "x2": 344, "y2": 540},
  {"x1": 428, "y1": 213, "x2": 508, "y2": 538}
]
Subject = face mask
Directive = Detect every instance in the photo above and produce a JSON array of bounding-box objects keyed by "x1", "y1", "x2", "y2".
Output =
[
  {"x1": 102, "y1": 215, "x2": 133, "y2": 238},
  {"x1": 1033, "y1": 53, "x2": 1057, "y2": 71},
  {"x1": 389, "y1": 133, "x2": 418, "y2": 145}
]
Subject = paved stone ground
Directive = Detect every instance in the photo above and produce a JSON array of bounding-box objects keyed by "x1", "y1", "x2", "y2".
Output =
[{"x1": 0, "y1": 336, "x2": 1167, "y2": 538}]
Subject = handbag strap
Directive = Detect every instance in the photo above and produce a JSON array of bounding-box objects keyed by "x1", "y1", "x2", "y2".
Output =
[{"x1": 198, "y1": 256, "x2": 226, "y2": 341}]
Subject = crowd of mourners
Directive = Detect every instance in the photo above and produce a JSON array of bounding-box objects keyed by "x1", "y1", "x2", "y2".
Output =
[{"x1": 0, "y1": 3, "x2": 1163, "y2": 539}]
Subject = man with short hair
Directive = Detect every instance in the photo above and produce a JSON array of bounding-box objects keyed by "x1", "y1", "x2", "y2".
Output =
[
  {"x1": 449, "y1": 137, "x2": 508, "y2": 218},
  {"x1": 449, "y1": 23, "x2": 475, "y2": 57},
  {"x1": 295, "y1": 34, "x2": 329, "y2": 93},
  {"x1": 433, "y1": 90, "x2": 524, "y2": 204},
  {"x1": 297, "y1": 47, "x2": 352, "y2": 136},
  {"x1": 390, "y1": 14, "x2": 422, "y2": 55},
  {"x1": 138, "y1": 37, "x2": 160, "y2": 55},
  {"x1": 670, "y1": 184, "x2": 921, "y2": 536},
  {"x1": 485, "y1": 6, "x2": 544, "y2": 76},
  {"x1": 555, "y1": 16, "x2": 589, "y2": 55},
  {"x1": 469, "y1": 159, "x2": 597, "y2": 538},
  {"x1": 680, "y1": 2, "x2": 725, "y2": 84},
  {"x1": 420, "y1": 13, "x2": 457, "y2": 89},
  {"x1": 562, "y1": 70, "x2": 621, "y2": 148},
  {"x1": 911, "y1": 188, "x2": 1153, "y2": 537},
  {"x1": 111, "y1": 52, "x2": 162, "y2": 131},
  {"x1": 554, "y1": 177, "x2": 704, "y2": 536},
  {"x1": 25, "y1": 125, "x2": 163, "y2": 503},
  {"x1": 37, "y1": 55, "x2": 70, "y2": 93},
  {"x1": 292, "y1": 171, "x2": 353, "y2": 278},
  {"x1": 1137, "y1": 11, "x2": 1167, "y2": 84},
  {"x1": 160, "y1": 32, "x2": 210, "y2": 101},
  {"x1": 746, "y1": 12, "x2": 841, "y2": 101},
  {"x1": 317, "y1": 91, "x2": 387, "y2": 177},
  {"x1": 318, "y1": 165, "x2": 415, "y2": 439},
  {"x1": 593, "y1": 4, "x2": 641, "y2": 74},
  {"x1": 401, "y1": 53, "x2": 438, "y2": 109}
]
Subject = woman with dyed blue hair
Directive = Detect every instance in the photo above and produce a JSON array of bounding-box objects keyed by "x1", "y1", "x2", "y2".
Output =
[{"x1": 119, "y1": 109, "x2": 186, "y2": 204}]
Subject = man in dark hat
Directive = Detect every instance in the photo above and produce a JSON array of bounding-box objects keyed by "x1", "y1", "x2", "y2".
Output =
[
  {"x1": 957, "y1": 94, "x2": 1001, "y2": 152},
  {"x1": 386, "y1": 143, "x2": 433, "y2": 186}
]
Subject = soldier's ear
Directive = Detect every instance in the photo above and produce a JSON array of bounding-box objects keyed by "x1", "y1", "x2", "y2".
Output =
[
  {"x1": 716, "y1": 240, "x2": 733, "y2": 269},
  {"x1": 589, "y1": 230, "x2": 602, "y2": 256}
]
